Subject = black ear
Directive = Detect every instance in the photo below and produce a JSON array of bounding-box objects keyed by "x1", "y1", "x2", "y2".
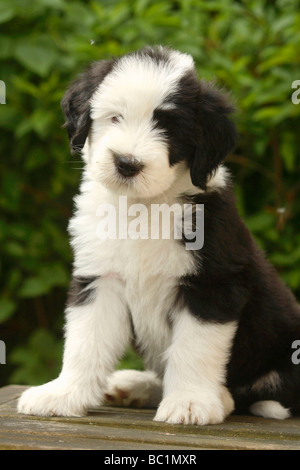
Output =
[
  {"x1": 61, "y1": 59, "x2": 115, "y2": 154},
  {"x1": 190, "y1": 81, "x2": 237, "y2": 190}
]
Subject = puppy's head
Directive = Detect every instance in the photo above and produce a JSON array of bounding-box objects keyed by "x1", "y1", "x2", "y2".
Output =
[{"x1": 62, "y1": 46, "x2": 237, "y2": 197}]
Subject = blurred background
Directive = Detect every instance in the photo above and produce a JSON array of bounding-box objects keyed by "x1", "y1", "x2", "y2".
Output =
[{"x1": 0, "y1": 0, "x2": 299, "y2": 387}]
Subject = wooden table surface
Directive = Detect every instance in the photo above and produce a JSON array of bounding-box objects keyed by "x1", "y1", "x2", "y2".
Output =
[{"x1": 1, "y1": 385, "x2": 300, "y2": 450}]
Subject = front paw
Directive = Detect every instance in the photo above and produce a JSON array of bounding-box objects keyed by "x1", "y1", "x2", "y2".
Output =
[
  {"x1": 154, "y1": 389, "x2": 230, "y2": 425},
  {"x1": 18, "y1": 379, "x2": 89, "y2": 417}
]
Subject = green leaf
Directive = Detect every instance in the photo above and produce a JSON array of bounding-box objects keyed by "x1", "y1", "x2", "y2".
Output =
[
  {"x1": 281, "y1": 270, "x2": 300, "y2": 290},
  {"x1": 245, "y1": 213, "x2": 275, "y2": 233},
  {"x1": 12, "y1": 76, "x2": 40, "y2": 97},
  {"x1": 4, "y1": 241, "x2": 25, "y2": 257},
  {"x1": 14, "y1": 39, "x2": 58, "y2": 76},
  {"x1": 252, "y1": 106, "x2": 283, "y2": 122},
  {"x1": 19, "y1": 277, "x2": 52, "y2": 298},
  {"x1": 270, "y1": 247, "x2": 300, "y2": 266},
  {"x1": 40, "y1": 264, "x2": 69, "y2": 288},
  {"x1": 0, "y1": 4, "x2": 16, "y2": 23}
]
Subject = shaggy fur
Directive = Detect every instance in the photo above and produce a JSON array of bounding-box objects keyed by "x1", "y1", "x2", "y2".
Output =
[{"x1": 18, "y1": 46, "x2": 300, "y2": 424}]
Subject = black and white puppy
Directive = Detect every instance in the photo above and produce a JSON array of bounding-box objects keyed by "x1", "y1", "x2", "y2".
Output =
[{"x1": 18, "y1": 46, "x2": 300, "y2": 424}]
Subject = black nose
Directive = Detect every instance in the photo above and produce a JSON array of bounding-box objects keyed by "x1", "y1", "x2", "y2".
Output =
[{"x1": 114, "y1": 154, "x2": 143, "y2": 177}]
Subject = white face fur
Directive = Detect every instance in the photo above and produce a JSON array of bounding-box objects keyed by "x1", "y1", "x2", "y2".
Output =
[{"x1": 85, "y1": 49, "x2": 196, "y2": 199}]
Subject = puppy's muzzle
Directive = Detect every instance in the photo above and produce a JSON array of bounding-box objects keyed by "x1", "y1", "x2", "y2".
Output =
[{"x1": 114, "y1": 153, "x2": 144, "y2": 178}]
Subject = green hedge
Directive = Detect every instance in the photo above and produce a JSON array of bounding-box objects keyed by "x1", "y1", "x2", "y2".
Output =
[{"x1": 0, "y1": 0, "x2": 300, "y2": 386}]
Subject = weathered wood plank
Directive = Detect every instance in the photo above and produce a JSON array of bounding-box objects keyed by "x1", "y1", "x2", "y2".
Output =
[
  {"x1": 2, "y1": 413, "x2": 300, "y2": 450},
  {"x1": 0, "y1": 385, "x2": 27, "y2": 405},
  {"x1": 0, "y1": 423, "x2": 286, "y2": 451},
  {"x1": 1, "y1": 386, "x2": 300, "y2": 450}
]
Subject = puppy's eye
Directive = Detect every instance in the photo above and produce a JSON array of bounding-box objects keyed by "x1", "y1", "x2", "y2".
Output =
[{"x1": 111, "y1": 115, "x2": 122, "y2": 124}]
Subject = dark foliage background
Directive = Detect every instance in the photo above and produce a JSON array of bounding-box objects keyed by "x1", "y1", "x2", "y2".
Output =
[{"x1": 0, "y1": 0, "x2": 299, "y2": 386}]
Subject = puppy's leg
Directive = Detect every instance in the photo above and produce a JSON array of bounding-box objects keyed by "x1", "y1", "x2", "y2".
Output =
[
  {"x1": 104, "y1": 370, "x2": 162, "y2": 408},
  {"x1": 18, "y1": 277, "x2": 131, "y2": 417},
  {"x1": 154, "y1": 310, "x2": 236, "y2": 425}
]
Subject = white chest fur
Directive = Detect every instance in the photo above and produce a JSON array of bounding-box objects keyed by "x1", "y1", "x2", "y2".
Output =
[{"x1": 68, "y1": 175, "x2": 197, "y2": 373}]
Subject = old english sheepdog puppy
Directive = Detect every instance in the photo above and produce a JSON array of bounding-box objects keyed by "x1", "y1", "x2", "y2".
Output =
[{"x1": 18, "y1": 46, "x2": 300, "y2": 424}]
